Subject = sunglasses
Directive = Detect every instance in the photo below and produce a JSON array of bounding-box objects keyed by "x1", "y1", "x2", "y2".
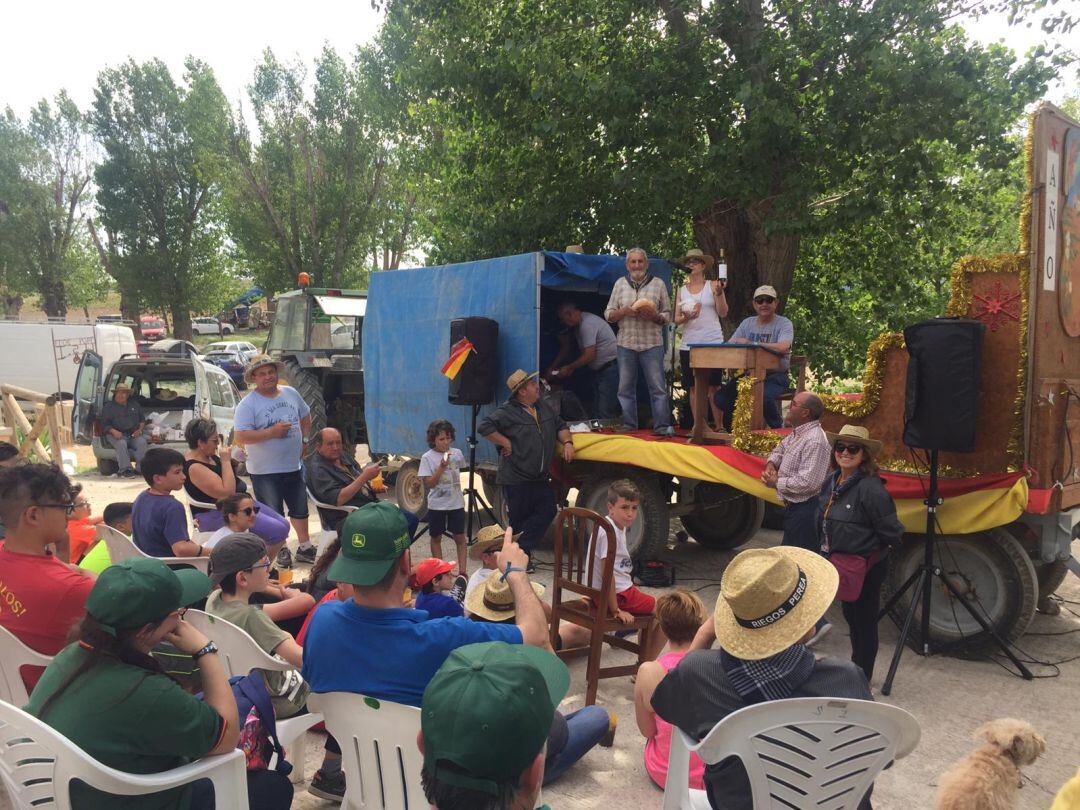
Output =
[
  {"x1": 39, "y1": 502, "x2": 77, "y2": 517},
  {"x1": 833, "y1": 442, "x2": 864, "y2": 455},
  {"x1": 240, "y1": 506, "x2": 261, "y2": 516},
  {"x1": 754, "y1": 296, "x2": 776, "y2": 304}
]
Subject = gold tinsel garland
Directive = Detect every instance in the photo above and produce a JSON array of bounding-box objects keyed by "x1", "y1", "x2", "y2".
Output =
[
  {"x1": 729, "y1": 376, "x2": 783, "y2": 456},
  {"x1": 818, "y1": 332, "x2": 906, "y2": 418}
]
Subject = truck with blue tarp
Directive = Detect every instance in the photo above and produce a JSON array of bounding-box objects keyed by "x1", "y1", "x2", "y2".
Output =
[{"x1": 363, "y1": 250, "x2": 766, "y2": 560}]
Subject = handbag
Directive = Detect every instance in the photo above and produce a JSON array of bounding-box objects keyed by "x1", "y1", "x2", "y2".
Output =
[{"x1": 828, "y1": 548, "x2": 884, "y2": 602}]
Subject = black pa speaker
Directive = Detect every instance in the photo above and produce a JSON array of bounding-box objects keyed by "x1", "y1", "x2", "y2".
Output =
[
  {"x1": 902, "y1": 318, "x2": 984, "y2": 452},
  {"x1": 448, "y1": 316, "x2": 499, "y2": 405}
]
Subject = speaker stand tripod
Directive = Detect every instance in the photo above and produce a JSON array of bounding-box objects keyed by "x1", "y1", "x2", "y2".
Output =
[
  {"x1": 464, "y1": 403, "x2": 497, "y2": 543},
  {"x1": 878, "y1": 449, "x2": 1033, "y2": 695}
]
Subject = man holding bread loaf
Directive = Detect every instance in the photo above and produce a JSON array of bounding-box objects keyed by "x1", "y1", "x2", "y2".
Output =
[{"x1": 605, "y1": 248, "x2": 673, "y2": 435}]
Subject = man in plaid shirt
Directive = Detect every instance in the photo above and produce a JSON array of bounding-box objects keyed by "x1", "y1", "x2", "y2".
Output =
[{"x1": 604, "y1": 248, "x2": 673, "y2": 434}]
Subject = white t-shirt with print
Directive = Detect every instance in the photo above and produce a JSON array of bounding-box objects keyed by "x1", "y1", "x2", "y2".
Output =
[
  {"x1": 591, "y1": 518, "x2": 633, "y2": 593},
  {"x1": 419, "y1": 448, "x2": 466, "y2": 511}
]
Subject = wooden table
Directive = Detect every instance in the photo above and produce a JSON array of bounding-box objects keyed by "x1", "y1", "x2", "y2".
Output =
[{"x1": 688, "y1": 344, "x2": 781, "y2": 443}]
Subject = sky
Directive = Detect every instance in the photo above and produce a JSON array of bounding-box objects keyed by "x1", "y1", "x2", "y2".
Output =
[{"x1": 0, "y1": 1, "x2": 1075, "y2": 118}]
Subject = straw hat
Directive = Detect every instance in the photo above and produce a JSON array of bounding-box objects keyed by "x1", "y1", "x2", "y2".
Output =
[
  {"x1": 244, "y1": 354, "x2": 285, "y2": 384},
  {"x1": 564, "y1": 244, "x2": 584, "y2": 253},
  {"x1": 506, "y1": 369, "x2": 539, "y2": 393},
  {"x1": 824, "y1": 424, "x2": 882, "y2": 456},
  {"x1": 713, "y1": 547, "x2": 837, "y2": 660},
  {"x1": 466, "y1": 570, "x2": 545, "y2": 621},
  {"x1": 680, "y1": 248, "x2": 715, "y2": 269},
  {"x1": 469, "y1": 524, "x2": 518, "y2": 560}
]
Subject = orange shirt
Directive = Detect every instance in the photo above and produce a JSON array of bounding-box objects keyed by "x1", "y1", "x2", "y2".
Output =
[{"x1": 66, "y1": 517, "x2": 99, "y2": 563}]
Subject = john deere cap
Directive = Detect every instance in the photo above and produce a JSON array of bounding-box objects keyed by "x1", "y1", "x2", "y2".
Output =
[
  {"x1": 421, "y1": 641, "x2": 569, "y2": 794},
  {"x1": 85, "y1": 557, "x2": 211, "y2": 635},
  {"x1": 327, "y1": 501, "x2": 415, "y2": 586}
]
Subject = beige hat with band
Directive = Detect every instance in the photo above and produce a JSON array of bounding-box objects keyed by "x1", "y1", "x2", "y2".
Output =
[
  {"x1": 713, "y1": 547, "x2": 837, "y2": 660},
  {"x1": 506, "y1": 369, "x2": 539, "y2": 393},
  {"x1": 680, "y1": 248, "x2": 715, "y2": 268},
  {"x1": 465, "y1": 570, "x2": 545, "y2": 622},
  {"x1": 824, "y1": 424, "x2": 882, "y2": 456},
  {"x1": 469, "y1": 524, "x2": 521, "y2": 560},
  {"x1": 244, "y1": 354, "x2": 286, "y2": 384}
]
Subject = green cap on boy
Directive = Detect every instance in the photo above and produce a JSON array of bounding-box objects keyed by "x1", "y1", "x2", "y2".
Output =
[{"x1": 327, "y1": 501, "x2": 415, "y2": 586}]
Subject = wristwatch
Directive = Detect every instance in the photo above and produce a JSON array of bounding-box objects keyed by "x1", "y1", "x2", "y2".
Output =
[{"x1": 191, "y1": 641, "x2": 218, "y2": 661}]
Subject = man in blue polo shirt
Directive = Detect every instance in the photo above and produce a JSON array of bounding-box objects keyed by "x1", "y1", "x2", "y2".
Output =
[{"x1": 301, "y1": 501, "x2": 551, "y2": 707}]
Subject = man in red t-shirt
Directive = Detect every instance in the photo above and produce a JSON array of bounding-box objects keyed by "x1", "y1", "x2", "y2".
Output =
[{"x1": 0, "y1": 464, "x2": 96, "y2": 695}]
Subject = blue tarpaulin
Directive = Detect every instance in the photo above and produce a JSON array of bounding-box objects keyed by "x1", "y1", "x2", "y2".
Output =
[{"x1": 364, "y1": 251, "x2": 671, "y2": 465}]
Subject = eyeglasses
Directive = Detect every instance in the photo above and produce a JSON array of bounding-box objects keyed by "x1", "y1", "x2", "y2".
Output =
[
  {"x1": 38, "y1": 502, "x2": 77, "y2": 517},
  {"x1": 833, "y1": 442, "x2": 864, "y2": 455},
  {"x1": 240, "y1": 506, "x2": 261, "y2": 516},
  {"x1": 754, "y1": 296, "x2": 776, "y2": 304},
  {"x1": 247, "y1": 560, "x2": 272, "y2": 572},
  {"x1": 75, "y1": 501, "x2": 91, "y2": 508}
]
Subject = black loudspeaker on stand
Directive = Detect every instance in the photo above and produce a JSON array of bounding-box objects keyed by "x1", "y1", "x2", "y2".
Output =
[
  {"x1": 447, "y1": 317, "x2": 499, "y2": 542},
  {"x1": 879, "y1": 318, "x2": 1032, "y2": 695}
]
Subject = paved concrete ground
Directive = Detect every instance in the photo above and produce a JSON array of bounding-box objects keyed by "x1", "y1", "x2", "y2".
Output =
[{"x1": 5, "y1": 466, "x2": 1079, "y2": 809}]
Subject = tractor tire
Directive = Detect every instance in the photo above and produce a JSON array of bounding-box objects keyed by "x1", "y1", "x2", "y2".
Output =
[
  {"x1": 280, "y1": 359, "x2": 326, "y2": 451},
  {"x1": 97, "y1": 456, "x2": 119, "y2": 476},
  {"x1": 576, "y1": 464, "x2": 669, "y2": 559},
  {"x1": 886, "y1": 527, "x2": 1038, "y2": 655},
  {"x1": 679, "y1": 483, "x2": 765, "y2": 551},
  {"x1": 393, "y1": 459, "x2": 428, "y2": 520}
]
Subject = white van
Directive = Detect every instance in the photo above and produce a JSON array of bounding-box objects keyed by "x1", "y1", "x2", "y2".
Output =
[
  {"x1": 0, "y1": 321, "x2": 137, "y2": 397},
  {"x1": 72, "y1": 350, "x2": 241, "y2": 475}
]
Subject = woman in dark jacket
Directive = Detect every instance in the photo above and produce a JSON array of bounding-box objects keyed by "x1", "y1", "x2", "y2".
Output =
[{"x1": 819, "y1": 425, "x2": 905, "y2": 681}]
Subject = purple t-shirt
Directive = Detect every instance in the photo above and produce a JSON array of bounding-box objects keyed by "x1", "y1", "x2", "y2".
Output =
[{"x1": 132, "y1": 490, "x2": 189, "y2": 557}]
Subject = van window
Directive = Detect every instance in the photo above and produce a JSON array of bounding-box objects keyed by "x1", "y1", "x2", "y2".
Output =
[{"x1": 207, "y1": 370, "x2": 234, "y2": 408}]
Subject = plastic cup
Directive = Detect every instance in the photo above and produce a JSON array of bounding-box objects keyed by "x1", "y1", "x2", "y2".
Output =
[{"x1": 276, "y1": 568, "x2": 293, "y2": 585}]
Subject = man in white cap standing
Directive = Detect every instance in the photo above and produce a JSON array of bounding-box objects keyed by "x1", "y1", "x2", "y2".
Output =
[
  {"x1": 479, "y1": 370, "x2": 574, "y2": 572},
  {"x1": 713, "y1": 284, "x2": 794, "y2": 430}
]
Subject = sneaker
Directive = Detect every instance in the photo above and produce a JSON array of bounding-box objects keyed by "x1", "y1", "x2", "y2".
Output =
[
  {"x1": 599, "y1": 710, "x2": 618, "y2": 748},
  {"x1": 805, "y1": 621, "x2": 832, "y2": 648},
  {"x1": 294, "y1": 545, "x2": 317, "y2": 565},
  {"x1": 525, "y1": 557, "x2": 536, "y2": 574},
  {"x1": 275, "y1": 546, "x2": 294, "y2": 569},
  {"x1": 120, "y1": 468, "x2": 138, "y2": 478},
  {"x1": 308, "y1": 768, "x2": 346, "y2": 802},
  {"x1": 449, "y1": 574, "x2": 467, "y2": 604},
  {"x1": 652, "y1": 426, "x2": 675, "y2": 438}
]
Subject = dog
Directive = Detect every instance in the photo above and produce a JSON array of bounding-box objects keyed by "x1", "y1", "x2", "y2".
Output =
[{"x1": 934, "y1": 718, "x2": 1046, "y2": 810}]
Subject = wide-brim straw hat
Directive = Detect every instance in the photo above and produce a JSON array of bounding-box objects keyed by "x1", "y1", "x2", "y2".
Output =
[
  {"x1": 469, "y1": 524, "x2": 520, "y2": 560},
  {"x1": 680, "y1": 248, "x2": 715, "y2": 269},
  {"x1": 714, "y1": 547, "x2": 838, "y2": 661},
  {"x1": 244, "y1": 354, "x2": 285, "y2": 384},
  {"x1": 466, "y1": 570, "x2": 545, "y2": 622},
  {"x1": 824, "y1": 424, "x2": 883, "y2": 456},
  {"x1": 506, "y1": 369, "x2": 539, "y2": 393}
]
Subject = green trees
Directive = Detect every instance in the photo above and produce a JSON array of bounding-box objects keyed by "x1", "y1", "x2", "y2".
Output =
[{"x1": 377, "y1": 0, "x2": 1053, "y2": 335}]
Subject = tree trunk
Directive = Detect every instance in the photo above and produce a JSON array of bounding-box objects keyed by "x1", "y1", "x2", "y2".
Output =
[
  {"x1": 1, "y1": 293, "x2": 23, "y2": 319},
  {"x1": 694, "y1": 197, "x2": 801, "y2": 336},
  {"x1": 38, "y1": 275, "x2": 67, "y2": 319},
  {"x1": 171, "y1": 305, "x2": 192, "y2": 341}
]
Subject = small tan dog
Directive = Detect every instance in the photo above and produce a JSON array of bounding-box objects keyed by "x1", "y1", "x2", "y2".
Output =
[{"x1": 934, "y1": 719, "x2": 1046, "y2": 810}]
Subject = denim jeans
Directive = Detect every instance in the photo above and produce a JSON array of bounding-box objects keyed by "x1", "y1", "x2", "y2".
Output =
[
  {"x1": 714, "y1": 371, "x2": 790, "y2": 430},
  {"x1": 782, "y1": 496, "x2": 821, "y2": 553},
  {"x1": 250, "y1": 469, "x2": 309, "y2": 520},
  {"x1": 617, "y1": 345, "x2": 671, "y2": 430},
  {"x1": 503, "y1": 480, "x2": 557, "y2": 554},
  {"x1": 106, "y1": 433, "x2": 148, "y2": 471},
  {"x1": 593, "y1": 361, "x2": 620, "y2": 419},
  {"x1": 543, "y1": 706, "x2": 611, "y2": 785}
]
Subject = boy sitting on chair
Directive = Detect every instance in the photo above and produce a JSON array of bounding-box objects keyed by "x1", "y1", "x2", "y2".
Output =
[{"x1": 594, "y1": 479, "x2": 666, "y2": 661}]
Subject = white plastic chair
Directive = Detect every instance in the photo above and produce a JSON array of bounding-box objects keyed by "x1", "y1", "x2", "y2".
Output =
[
  {"x1": 183, "y1": 610, "x2": 323, "y2": 783},
  {"x1": 306, "y1": 484, "x2": 358, "y2": 557},
  {"x1": 308, "y1": 691, "x2": 424, "y2": 810},
  {"x1": 0, "y1": 699, "x2": 248, "y2": 810},
  {"x1": 662, "y1": 697, "x2": 921, "y2": 810},
  {"x1": 0, "y1": 626, "x2": 53, "y2": 706},
  {"x1": 182, "y1": 491, "x2": 224, "y2": 545},
  {"x1": 97, "y1": 523, "x2": 210, "y2": 574}
]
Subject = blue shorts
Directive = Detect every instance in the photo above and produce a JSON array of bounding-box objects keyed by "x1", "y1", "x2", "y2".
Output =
[
  {"x1": 250, "y1": 470, "x2": 309, "y2": 520},
  {"x1": 427, "y1": 508, "x2": 465, "y2": 538}
]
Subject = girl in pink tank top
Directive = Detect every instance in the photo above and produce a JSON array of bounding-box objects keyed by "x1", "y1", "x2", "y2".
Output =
[{"x1": 634, "y1": 591, "x2": 707, "y2": 790}]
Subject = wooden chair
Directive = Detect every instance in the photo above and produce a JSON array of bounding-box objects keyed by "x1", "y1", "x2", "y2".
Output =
[
  {"x1": 549, "y1": 507, "x2": 654, "y2": 706},
  {"x1": 0, "y1": 625, "x2": 52, "y2": 706}
]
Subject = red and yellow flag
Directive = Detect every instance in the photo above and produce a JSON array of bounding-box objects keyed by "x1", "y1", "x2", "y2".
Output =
[{"x1": 441, "y1": 338, "x2": 475, "y2": 379}]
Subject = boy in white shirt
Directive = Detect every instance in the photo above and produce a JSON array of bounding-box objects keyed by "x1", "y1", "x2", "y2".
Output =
[
  {"x1": 465, "y1": 523, "x2": 506, "y2": 599},
  {"x1": 419, "y1": 419, "x2": 468, "y2": 575},
  {"x1": 593, "y1": 479, "x2": 667, "y2": 660}
]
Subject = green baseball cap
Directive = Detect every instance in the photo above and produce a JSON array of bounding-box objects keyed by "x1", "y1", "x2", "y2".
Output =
[
  {"x1": 86, "y1": 557, "x2": 211, "y2": 635},
  {"x1": 421, "y1": 641, "x2": 570, "y2": 795},
  {"x1": 327, "y1": 501, "x2": 415, "y2": 586}
]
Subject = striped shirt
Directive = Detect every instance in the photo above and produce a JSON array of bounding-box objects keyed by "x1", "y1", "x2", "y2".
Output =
[
  {"x1": 604, "y1": 275, "x2": 672, "y2": 351},
  {"x1": 767, "y1": 421, "x2": 832, "y2": 504}
]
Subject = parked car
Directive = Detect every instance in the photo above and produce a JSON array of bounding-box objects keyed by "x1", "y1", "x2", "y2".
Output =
[
  {"x1": 202, "y1": 349, "x2": 248, "y2": 388},
  {"x1": 203, "y1": 340, "x2": 260, "y2": 362},
  {"x1": 144, "y1": 339, "x2": 201, "y2": 358},
  {"x1": 190, "y1": 317, "x2": 234, "y2": 336},
  {"x1": 72, "y1": 351, "x2": 241, "y2": 475},
  {"x1": 139, "y1": 316, "x2": 167, "y2": 340}
]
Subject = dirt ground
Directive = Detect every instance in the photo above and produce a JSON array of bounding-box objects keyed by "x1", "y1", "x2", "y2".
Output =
[{"x1": 5, "y1": 458, "x2": 1080, "y2": 809}]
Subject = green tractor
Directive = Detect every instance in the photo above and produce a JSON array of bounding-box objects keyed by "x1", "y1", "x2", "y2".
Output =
[{"x1": 264, "y1": 278, "x2": 367, "y2": 452}]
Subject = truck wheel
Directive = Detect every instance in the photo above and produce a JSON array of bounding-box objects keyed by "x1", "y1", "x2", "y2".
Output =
[
  {"x1": 393, "y1": 459, "x2": 428, "y2": 520},
  {"x1": 679, "y1": 483, "x2": 764, "y2": 551},
  {"x1": 886, "y1": 528, "x2": 1038, "y2": 654},
  {"x1": 97, "y1": 457, "x2": 119, "y2": 476},
  {"x1": 280, "y1": 359, "x2": 326, "y2": 450},
  {"x1": 576, "y1": 465, "x2": 669, "y2": 559}
]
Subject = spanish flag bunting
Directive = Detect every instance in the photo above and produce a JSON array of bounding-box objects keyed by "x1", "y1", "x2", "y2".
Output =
[{"x1": 441, "y1": 338, "x2": 475, "y2": 379}]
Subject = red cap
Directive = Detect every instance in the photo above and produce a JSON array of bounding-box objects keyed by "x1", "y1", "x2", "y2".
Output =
[{"x1": 413, "y1": 557, "x2": 456, "y2": 588}]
